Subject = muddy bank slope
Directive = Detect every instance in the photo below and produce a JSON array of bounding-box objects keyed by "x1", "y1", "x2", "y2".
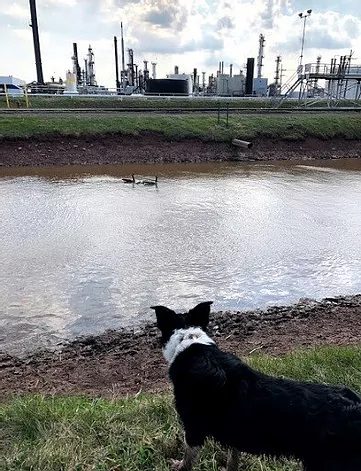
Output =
[
  {"x1": 1, "y1": 134, "x2": 361, "y2": 167},
  {"x1": 1, "y1": 295, "x2": 360, "y2": 399}
]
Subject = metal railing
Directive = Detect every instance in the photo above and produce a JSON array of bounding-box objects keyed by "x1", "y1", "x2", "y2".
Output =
[{"x1": 299, "y1": 63, "x2": 361, "y2": 79}]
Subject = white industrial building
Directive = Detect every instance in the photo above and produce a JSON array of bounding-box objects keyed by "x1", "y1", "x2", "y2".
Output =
[
  {"x1": 253, "y1": 77, "x2": 268, "y2": 96},
  {"x1": 0, "y1": 76, "x2": 25, "y2": 95},
  {"x1": 216, "y1": 73, "x2": 246, "y2": 96}
]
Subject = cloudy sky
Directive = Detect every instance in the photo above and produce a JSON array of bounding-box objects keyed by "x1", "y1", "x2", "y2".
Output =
[{"x1": 1, "y1": 0, "x2": 360, "y2": 88}]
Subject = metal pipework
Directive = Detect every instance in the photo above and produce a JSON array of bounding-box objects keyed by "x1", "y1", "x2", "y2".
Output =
[{"x1": 231, "y1": 139, "x2": 253, "y2": 149}]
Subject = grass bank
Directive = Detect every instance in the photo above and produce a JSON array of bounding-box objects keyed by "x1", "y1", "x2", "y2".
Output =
[
  {"x1": 1, "y1": 95, "x2": 360, "y2": 110},
  {"x1": 2, "y1": 346, "x2": 360, "y2": 471},
  {"x1": 1, "y1": 114, "x2": 361, "y2": 142},
  {"x1": 2, "y1": 96, "x2": 276, "y2": 110}
]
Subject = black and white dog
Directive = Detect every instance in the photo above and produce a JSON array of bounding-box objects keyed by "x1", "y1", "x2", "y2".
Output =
[{"x1": 152, "y1": 301, "x2": 361, "y2": 471}]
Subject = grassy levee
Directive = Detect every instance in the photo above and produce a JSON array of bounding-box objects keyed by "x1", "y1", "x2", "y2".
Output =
[
  {"x1": 1, "y1": 95, "x2": 360, "y2": 110},
  {"x1": 1, "y1": 113, "x2": 361, "y2": 142},
  {"x1": 1, "y1": 96, "x2": 275, "y2": 110},
  {"x1": 2, "y1": 346, "x2": 361, "y2": 471}
]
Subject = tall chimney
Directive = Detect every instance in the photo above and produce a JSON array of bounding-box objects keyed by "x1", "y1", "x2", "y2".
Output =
[
  {"x1": 257, "y1": 34, "x2": 266, "y2": 78},
  {"x1": 73, "y1": 43, "x2": 81, "y2": 84},
  {"x1": 245, "y1": 58, "x2": 255, "y2": 95},
  {"x1": 29, "y1": 0, "x2": 44, "y2": 84},
  {"x1": 121, "y1": 22, "x2": 125, "y2": 89},
  {"x1": 114, "y1": 36, "x2": 120, "y2": 93},
  {"x1": 151, "y1": 62, "x2": 157, "y2": 79}
]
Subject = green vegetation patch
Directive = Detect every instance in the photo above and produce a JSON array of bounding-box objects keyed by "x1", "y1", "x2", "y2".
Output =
[
  {"x1": 1, "y1": 95, "x2": 360, "y2": 110},
  {"x1": 2, "y1": 346, "x2": 360, "y2": 471},
  {"x1": 1, "y1": 113, "x2": 361, "y2": 142}
]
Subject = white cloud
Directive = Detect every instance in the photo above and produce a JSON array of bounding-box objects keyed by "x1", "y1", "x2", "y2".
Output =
[{"x1": 0, "y1": 0, "x2": 360, "y2": 88}]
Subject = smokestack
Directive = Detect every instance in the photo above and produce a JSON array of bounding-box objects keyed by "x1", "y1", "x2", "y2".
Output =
[
  {"x1": 274, "y1": 55, "x2": 281, "y2": 86},
  {"x1": 29, "y1": 0, "x2": 44, "y2": 84},
  {"x1": 221, "y1": 61, "x2": 224, "y2": 74},
  {"x1": 114, "y1": 36, "x2": 120, "y2": 93},
  {"x1": 73, "y1": 43, "x2": 81, "y2": 84},
  {"x1": 174, "y1": 65, "x2": 179, "y2": 74},
  {"x1": 135, "y1": 64, "x2": 138, "y2": 88},
  {"x1": 143, "y1": 60, "x2": 149, "y2": 82},
  {"x1": 128, "y1": 49, "x2": 134, "y2": 86},
  {"x1": 257, "y1": 34, "x2": 266, "y2": 78},
  {"x1": 151, "y1": 62, "x2": 157, "y2": 79},
  {"x1": 86, "y1": 45, "x2": 96, "y2": 86},
  {"x1": 121, "y1": 21, "x2": 125, "y2": 89},
  {"x1": 230, "y1": 63, "x2": 233, "y2": 77},
  {"x1": 193, "y1": 68, "x2": 197, "y2": 88},
  {"x1": 84, "y1": 59, "x2": 88, "y2": 85},
  {"x1": 245, "y1": 58, "x2": 255, "y2": 95}
]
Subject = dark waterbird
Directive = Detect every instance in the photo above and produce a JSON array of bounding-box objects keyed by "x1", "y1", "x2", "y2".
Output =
[
  {"x1": 122, "y1": 174, "x2": 135, "y2": 183},
  {"x1": 142, "y1": 176, "x2": 158, "y2": 186}
]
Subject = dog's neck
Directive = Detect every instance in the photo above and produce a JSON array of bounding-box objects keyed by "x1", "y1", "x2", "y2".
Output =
[{"x1": 163, "y1": 327, "x2": 215, "y2": 366}]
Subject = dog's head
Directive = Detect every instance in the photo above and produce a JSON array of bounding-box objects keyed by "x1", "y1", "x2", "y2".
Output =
[{"x1": 151, "y1": 301, "x2": 213, "y2": 345}]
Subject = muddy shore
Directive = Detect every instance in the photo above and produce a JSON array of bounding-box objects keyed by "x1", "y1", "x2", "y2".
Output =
[
  {"x1": 1, "y1": 295, "x2": 360, "y2": 399},
  {"x1": 1, "y1": 134, "x2": 361, "y2": 167}
]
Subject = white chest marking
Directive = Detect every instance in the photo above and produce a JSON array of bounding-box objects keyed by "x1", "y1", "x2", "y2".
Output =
[{"x1": 163, "y1": 327, "x2": 215, "y2": 366}]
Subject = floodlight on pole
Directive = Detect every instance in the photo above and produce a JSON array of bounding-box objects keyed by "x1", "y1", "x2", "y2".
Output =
[{"x1": 298, "y1": 9, "x2": 312, "y2": 67}]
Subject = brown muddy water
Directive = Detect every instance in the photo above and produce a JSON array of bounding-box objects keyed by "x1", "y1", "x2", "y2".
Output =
[{"x1": 1, "y1": 159, "x2": 361, "y2": 354}]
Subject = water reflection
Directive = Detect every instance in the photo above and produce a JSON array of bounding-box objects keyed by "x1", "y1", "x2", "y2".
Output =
[{"x1": 1, "y1": 159, "x2": 361, "y2": 353}]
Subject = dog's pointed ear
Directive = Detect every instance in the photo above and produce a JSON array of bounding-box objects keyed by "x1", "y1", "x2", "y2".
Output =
[
  {"x1": 186, "y1": 301, "x2": 213, "y2": 330},
  {"x1": 151, "y1": 305, "x2": 183, "y2": 343}
]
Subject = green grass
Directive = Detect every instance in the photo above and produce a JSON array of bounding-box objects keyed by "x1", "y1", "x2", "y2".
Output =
[
  {"x1": 1, "y1": 96, "x2": 275, "y2": 110},
  {"x1": 1, "y1": 114, "x2": 361, "y2": 142},
  {"x1": 1, "y1": 95, "x2": 360, "y2": 110},
  {"x1": 1, "y1": 346, "x2": 360, "y2": 471}
]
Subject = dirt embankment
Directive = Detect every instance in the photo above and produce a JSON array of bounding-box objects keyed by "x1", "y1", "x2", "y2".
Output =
[
  {"x1": 1, "y1": 295, "x2": 360, "y2": 399},
  {"x1": 0, "y1": 134, "x2": 361, "y2": 167}
]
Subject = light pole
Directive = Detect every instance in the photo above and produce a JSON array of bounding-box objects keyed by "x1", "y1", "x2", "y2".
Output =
[
  {"x1": 298, "y1": 9, "x2": 312, "y2": 67},
  {"x1": 298, "y1": 9, "x2": 312, "y2": 100}
]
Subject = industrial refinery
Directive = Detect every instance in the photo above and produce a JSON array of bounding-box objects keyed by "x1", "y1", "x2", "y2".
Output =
[{"x1": 1, "y1": 0, "x2": 360, "y2": 104}]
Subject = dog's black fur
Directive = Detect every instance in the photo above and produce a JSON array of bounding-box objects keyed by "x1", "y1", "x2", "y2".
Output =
[{"x1": 152, "y1": 301, "x2": 361, "y2": 471}]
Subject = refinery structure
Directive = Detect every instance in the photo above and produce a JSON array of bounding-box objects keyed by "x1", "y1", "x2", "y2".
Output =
[{"x1": 1, "y1": 0, "x2": 361, "y2": 106}]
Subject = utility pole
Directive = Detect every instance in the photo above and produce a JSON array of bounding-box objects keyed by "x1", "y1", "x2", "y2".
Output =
[{"x1": 298, "y1": 9, "x2": 312, "y2": 100}]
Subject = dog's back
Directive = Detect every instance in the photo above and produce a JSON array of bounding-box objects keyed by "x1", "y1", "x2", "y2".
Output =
[
  {"x1": 153, "y1": 302, "x2": 361, "y2": 470},
  {"x1": 170, "y1": 342, "x2": 361, "y2": 467}
]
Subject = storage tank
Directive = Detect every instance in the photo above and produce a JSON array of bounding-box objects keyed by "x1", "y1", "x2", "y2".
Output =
[
  {"x1": 168, "y1": 73, "x2": 193, "y2": 94},
  {"x1": 145, "y1": 78, "x2": 189, "y2": 95}
]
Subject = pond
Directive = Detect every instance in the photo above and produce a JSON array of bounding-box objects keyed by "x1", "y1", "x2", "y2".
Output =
[{"x1": 1, "y1": 159, "x2": 361, "y2": 353}]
